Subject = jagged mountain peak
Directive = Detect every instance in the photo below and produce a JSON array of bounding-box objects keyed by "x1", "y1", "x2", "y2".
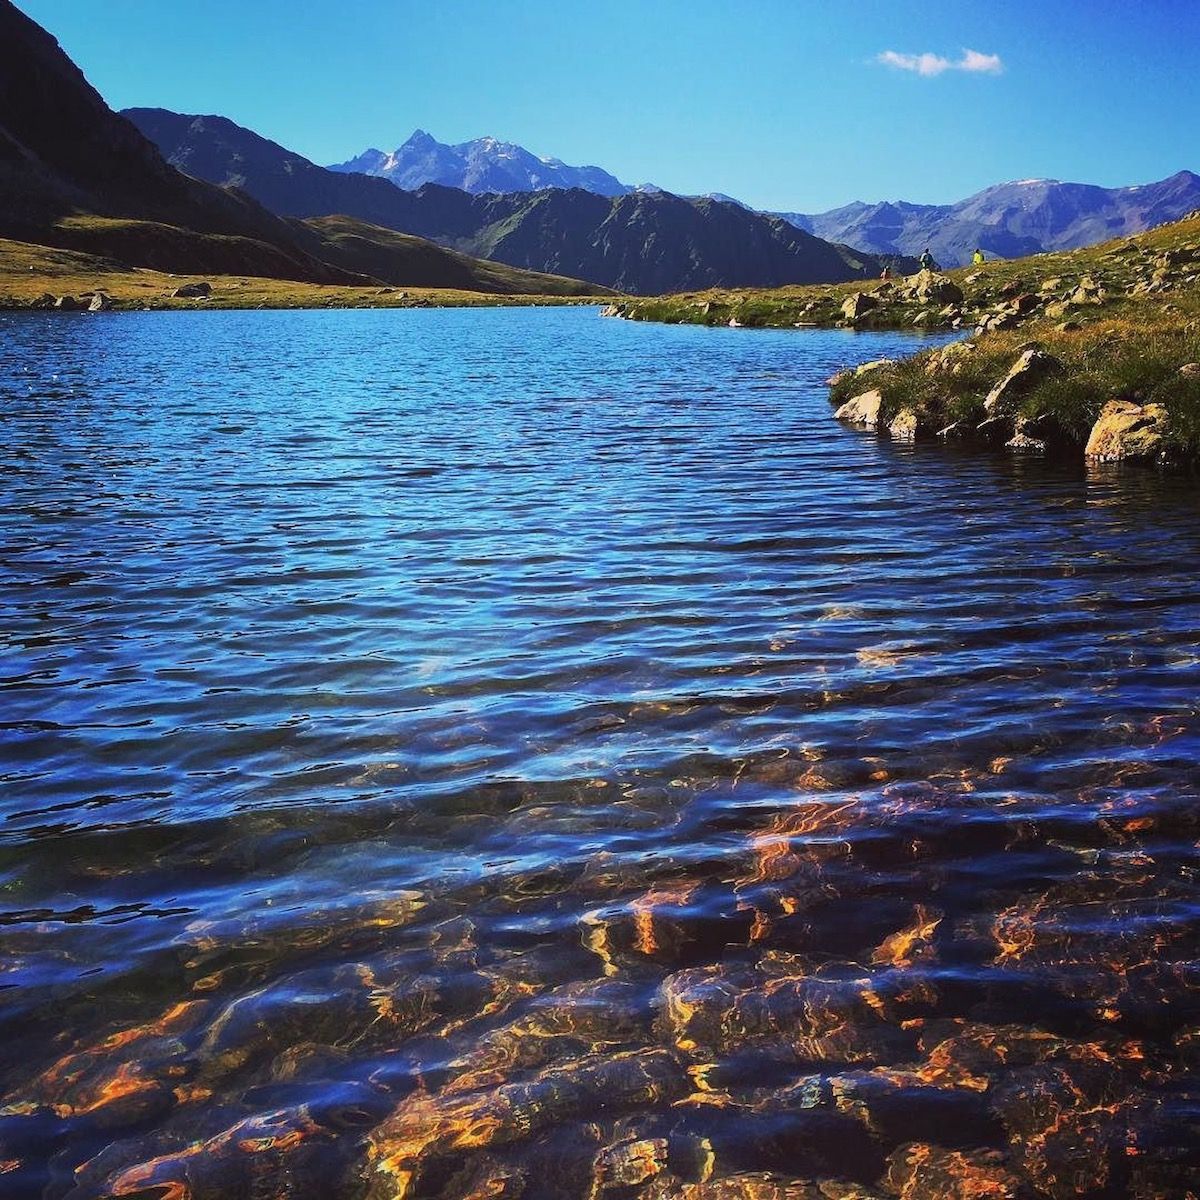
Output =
[{"x1": 327, "y1": 129, "x2": 633, "y2": 198}]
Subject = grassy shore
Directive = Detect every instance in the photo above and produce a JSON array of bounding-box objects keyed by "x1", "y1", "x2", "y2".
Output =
[
  {"x1": 0, "y1": 237, "x2": 611, "y2": 312},
  {"x1": 614, "y1": 215, "x2": 1200, "y2": 467}
]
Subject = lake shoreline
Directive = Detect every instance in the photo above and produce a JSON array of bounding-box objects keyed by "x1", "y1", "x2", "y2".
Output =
[
  {"x1": 612, "y1": 214, "x2": 1200, "y2": 472},
  {"x1": 0, "y1": 234, "x2": 613, "y2": 313}
]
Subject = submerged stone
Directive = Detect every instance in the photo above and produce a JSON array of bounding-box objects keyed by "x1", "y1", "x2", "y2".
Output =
[{"x1": 883, "y1": 1143, "x2": 1022, "y2": 1200}]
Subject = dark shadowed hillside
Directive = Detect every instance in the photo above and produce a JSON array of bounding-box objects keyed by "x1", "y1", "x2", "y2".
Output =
[
  {"x1": 0, "y1": 0, "x2": 356, "y2": 280},
  {"x1": 296, "y1": 215, "x2": 606, "y2": 295}
]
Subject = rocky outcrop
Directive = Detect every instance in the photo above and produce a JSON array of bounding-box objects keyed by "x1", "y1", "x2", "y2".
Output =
[
  {"x1": 828, "y1": 359, "x2": 895, "y2": 388},
  {"x1": 1004, "y1": 415, "x2": 1047, "y2": 454},
  {"x1": 1084, "y1": 399, "x2": 1168, "y2": 462},
  {"x1": 171, "y1": 281, "x2": 212, "y2": 299},
  {"x1": 923, "y1": 341, "x2": 976, "y2": 376},
  {"x1": 834, "y1": 390, "x2": 883, "y2": 429}
]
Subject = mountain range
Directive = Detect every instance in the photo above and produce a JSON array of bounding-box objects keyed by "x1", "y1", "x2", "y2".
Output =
[
  {"x1": 329, "y1": 130, "x2": 633, "y2": 197},
  {"x1": 783, "y1": 172, "x2": 1200, "y2": 267},
  {"x1": 317, "y1": 129, "x2": 1200, "y2": 270},
  {"x1": 124, "y1": 108, "x2": 898, "y2": 293}
]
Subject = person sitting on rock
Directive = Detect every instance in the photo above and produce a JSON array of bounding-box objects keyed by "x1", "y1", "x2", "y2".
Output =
[
  {"x1": 973, "y1": 247, "x2": 986, "y2": 265},
  {"x1": 919, "y1": 248, "x2": 936, "y2": 271},
  {"x1": 880, "y1": 264, "x2": 892, "y2": 281}
]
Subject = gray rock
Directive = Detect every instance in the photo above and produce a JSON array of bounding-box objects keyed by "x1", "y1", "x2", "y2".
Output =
[
  {"x1": 936, "y1": 421, "x2": 970, "y2": 439},
  {"x1": 975, "y1": 415, "x2": 1012, "y2": 442},
  {"x1": 910, "y1": 269, "x2": 964, "y2": 305},
  {"x1": 888, "y1": 409, "x2": 920, "y2": 440}
]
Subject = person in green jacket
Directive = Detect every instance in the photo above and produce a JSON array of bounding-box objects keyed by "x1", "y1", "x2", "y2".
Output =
[{"x1": 973, "y1": 247, "x2": 986, "y2": 265}]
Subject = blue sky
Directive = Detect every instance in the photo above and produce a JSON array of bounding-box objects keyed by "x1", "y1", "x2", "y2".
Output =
[{"x1": 20, "y1": 0, "x2": 1199, "y2": 212}]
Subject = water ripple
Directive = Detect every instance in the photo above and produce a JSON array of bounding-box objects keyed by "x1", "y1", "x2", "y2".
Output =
[{"x1": 1, "y1": 308, "x2": 1199, "y2": 1198}]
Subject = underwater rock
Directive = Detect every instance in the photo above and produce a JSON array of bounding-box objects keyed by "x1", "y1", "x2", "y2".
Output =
[
  {"x1": 366, "y1": 1049, "x2": 689, "y2": 1198},
  {"x1": 659, "y1": 960, "x2": 926, "y2": 1065},
  {"x1": 883, "y1": 1143, "x2": 1023, "y2": 1200}
]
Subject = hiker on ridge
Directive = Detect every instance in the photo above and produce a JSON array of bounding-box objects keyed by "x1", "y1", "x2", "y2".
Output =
[
  {"x1": 973, "y1": 247, "x2": 986, "y2": 265},
  {"x1": 919, "y1": 248, "x2": 936, "y2": 271}
]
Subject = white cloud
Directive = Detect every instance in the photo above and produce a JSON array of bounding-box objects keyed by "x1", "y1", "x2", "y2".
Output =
[
  {"x1": 876, "y1": 48, "x2": 1003, "y2": 77},
  {"x1": 959, "y1": 49, "x2": 1004, "y2": 73}
]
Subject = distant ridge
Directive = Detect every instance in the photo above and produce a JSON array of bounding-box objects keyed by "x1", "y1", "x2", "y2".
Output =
[
  {"x1": 783, "y1": 172, "x2": 1200, "y2": 266},
  {"x1": 0, "y1": 1, "x2": 597, "y2": 300}
]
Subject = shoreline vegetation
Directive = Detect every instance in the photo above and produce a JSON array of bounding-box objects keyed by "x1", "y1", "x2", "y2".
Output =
[
  {"x1": 0, "y1": 237, "x2": 609, "y2": 312},
  {"x1": 610, "y1": 214, "x2": 1200, "y2": 469}
]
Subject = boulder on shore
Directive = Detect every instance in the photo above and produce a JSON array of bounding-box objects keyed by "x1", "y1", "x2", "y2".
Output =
[
  {"x1": 827, "y1": 358, "x2": 896, "y2": 387},
  {"x1": 983, "y1": 349, "x2": 1060, "y2": 414},
  {"x1": 841, "y1": 292, "x2": 879, "y2": 321},
  {"x1": 924, "y1": 341, "x2": 975, "y2": 376},
  {"x1": 171, "y1": 281, "x2": 212, "y2": 299},
  {"x1": 834, "y1": 389, "x2": 883, "y2": 429},
  {"x1": 910, "y1": 270, "x2": 964, "y2": 306},
  {"x1": 1084, "y1": 399, "x2": 1167, "y2": 463}
]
